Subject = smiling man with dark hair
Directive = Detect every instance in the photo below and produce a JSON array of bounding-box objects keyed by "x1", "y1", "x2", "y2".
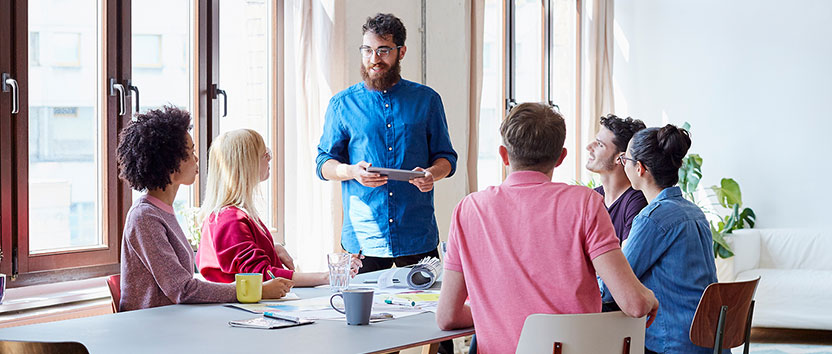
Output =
[{"x1": 586, "y1": 114, "x2": 648, "y2": 244}]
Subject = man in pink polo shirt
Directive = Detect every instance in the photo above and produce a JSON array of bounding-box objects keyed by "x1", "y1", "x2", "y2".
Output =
[{"x1": 436, "y1": 103, "x2": 659, "y2": 354}]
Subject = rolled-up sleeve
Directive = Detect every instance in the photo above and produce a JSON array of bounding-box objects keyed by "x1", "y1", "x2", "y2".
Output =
[
  {"x1": 316, "y1": 97, "x2": 350, "y2": 180},
  {"x1": 426, "y1": 94, "x2": 457, "y2": 177}
]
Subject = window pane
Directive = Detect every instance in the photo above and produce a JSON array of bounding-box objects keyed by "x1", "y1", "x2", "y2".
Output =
[
  {"x1": 514, "y1": 0, "x2": 543, "y2": 103},
  {"x1": 28, "y1": 0, "x2": 102, "y2": 252},
  {"x1": 478, "y1": 0, "x2": 504, "y2": 190},
  {"x1": 551, "y1": 0, "x2": 578, "y2": 183},
  {"x1": 132, "y1": 0, "x2": 194, "y2": 236},
  {"x1": 219, "y1": 0, "x2": 273, "y2": 227}
]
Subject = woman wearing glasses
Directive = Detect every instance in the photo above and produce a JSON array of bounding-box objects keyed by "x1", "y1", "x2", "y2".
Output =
[
  {"x1": 117, "y1": 108, "x2": 292, "y2": 312},
  {"x1": 196, "y1": 129, "x2": 360, "y2": 286},
  {"x1": 600, "y1": 124, "x2": 725, "y2": 354}
]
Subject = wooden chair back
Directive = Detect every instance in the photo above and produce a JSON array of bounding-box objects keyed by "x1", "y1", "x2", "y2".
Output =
[
  {"x1": 106, "y1": 274, "x2": 121, "y2": 313},
  {"x1": 690, "y1": 277, "x2": 760, "y2": 350},
  {"x1": 515, "y1": 311, "x2": 645, "y2": 354},
  {"x1": 0, "y1": 340, "x2": 89, "y2": 354}
]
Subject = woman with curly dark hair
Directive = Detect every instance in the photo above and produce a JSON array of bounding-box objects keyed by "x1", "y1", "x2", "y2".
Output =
[{"x1": 116, "y1": 106, "x2": 292, "y2": 311}]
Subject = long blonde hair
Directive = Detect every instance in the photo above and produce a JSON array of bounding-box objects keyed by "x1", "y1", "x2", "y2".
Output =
[{"x1": 200, "y1": 129, "x2": 267, "y2": 230}]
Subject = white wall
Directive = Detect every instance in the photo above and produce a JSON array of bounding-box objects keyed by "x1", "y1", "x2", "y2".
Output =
[
  {"x1": 342, "y1": 1, "x2": 471, "y2": 240},
  {"x1": 612, "y1": 0, "x2": 832, "y2": 228}
]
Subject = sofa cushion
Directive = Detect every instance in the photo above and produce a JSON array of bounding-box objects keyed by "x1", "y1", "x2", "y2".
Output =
[
  {"x1": 757, "y1": 229, "x2": 832, "y2": 270},
  {"x1": 737, "y1": 268, "x2": 832, "y2": 330}
]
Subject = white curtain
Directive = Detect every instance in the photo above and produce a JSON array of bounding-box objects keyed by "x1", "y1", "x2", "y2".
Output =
[
  {"x1": 283, "y1": 0, "x2": 347, "y2": 272},
  {"x1": 466, "y1": 0, "x2": 485, "y2": 194},
  {"x1": 586, "y1": 0, "x2": 615, "y2": 136}
]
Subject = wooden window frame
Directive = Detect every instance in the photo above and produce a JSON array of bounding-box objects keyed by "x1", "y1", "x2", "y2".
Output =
[
  {"x1": 0, "y1": 0, "x2": 283, "y2": 288},
  {"x1": 0, "y1": 0, "x2": 130, "y2": 288}
]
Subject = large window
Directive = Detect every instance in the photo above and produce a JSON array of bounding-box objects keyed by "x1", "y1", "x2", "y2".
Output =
[
  {"x1": 131, "y1": 0, "x2": 194, "y2": 237},
  {"x1": 1, "y1": 0, "x2": 289, "y2": 287},
  {"x1": 28, "y1": 0, "x2": 102, "y2": 253},
  {"x1": 0, "y1": 0, "x2": 128, "y2": 285},
  {"x1": 477, "y1": 0, "x2": 580, "y2": 189},
  {"x1": 217, "y1": 0, "x2": 274, "y2": 229}
]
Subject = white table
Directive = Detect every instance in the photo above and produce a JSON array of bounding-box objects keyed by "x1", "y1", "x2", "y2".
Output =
[{"x1": 0, "y1": 271, "x2": 473, "y2": 353}]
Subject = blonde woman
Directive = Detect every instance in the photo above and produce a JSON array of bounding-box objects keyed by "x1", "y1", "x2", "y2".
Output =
[{"x1": 196, "y1": 129, "x2": 353, "y2": 286}]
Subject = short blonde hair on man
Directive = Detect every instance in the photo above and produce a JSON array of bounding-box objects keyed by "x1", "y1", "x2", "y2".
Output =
[{"x1": 199, "y1": 129, "x2": 267, "y2": 230}]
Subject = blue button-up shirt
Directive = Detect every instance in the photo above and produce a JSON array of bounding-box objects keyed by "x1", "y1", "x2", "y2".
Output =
[
  {"x1": 600, "y1": 187, "x2": 724, "y2": 354},
  {"x1": 316, "y1": 79, "x2": 457, "y2": 258}
]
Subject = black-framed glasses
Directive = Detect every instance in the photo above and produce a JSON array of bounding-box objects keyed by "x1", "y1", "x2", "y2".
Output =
[
  {"x1": 618, "y1": 155, "x2": 638, "y2": 166},
  {"x1": 359, "y1": 46, "x2": 402, "y2": 59}
]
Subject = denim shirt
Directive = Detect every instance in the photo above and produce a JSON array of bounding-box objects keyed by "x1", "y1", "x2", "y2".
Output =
[
  {"x1": 600, "y1": 187, "x2": 723, "y2": 353},
  {"x1": 316, "y1": 79, "x2": 457, "y2": 257}
]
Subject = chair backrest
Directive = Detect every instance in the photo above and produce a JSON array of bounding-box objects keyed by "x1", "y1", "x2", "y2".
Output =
[
  {"x1": 0, "y1": 340, "x2": 89, "y2": 354},
  {"x1": 690, "y1": 277, "x2": 760, "y2": 349},
  {"x1": 106, "y1": 274, "x2": 121, "y2": 313},
  {"x1": 515, "y1": 311, "x2": 645, "y2": 354}
]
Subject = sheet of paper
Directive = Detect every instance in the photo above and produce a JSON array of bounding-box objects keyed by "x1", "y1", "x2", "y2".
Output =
[{"x1": 376, "y1": 268, "x2": 398, "y2": 289}]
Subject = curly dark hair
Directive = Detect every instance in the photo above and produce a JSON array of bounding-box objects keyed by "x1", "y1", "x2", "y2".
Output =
[
  {"x1": 600, "y1": 114, "x2": 646, "y2": 153},
  {"x1": 117, "y1": 106, "x2": 193, "y2": 192},
  {"x1": 629, "y1": 124, "x2": 692, "y2": 188},
  {"x1": 362, "y1": 13, "x2": 406, "y2": 46}
]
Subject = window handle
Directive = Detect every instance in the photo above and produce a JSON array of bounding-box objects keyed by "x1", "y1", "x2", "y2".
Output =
[
  {"x1": 1, "y1": 73, "x2": 19, "y2": 114},
  {"x1": 212, "y1": 84, "x2": 227, "y2": 117},
  {"x1": 109, "y1": 78, "x2": 126, "y2": 116},
  {"x1": 126, "y1": 80, "x2": 140, "y2": 118},
  {"x1": 506, "y1": 98, "x2": 517, "y2": 113}
]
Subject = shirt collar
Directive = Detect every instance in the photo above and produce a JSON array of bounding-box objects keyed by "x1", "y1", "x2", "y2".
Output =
[
  {"x1": 503, "y1": 170, "x2": 552, "y2": 187},
  {"x1": 144, "y1": 194, "x2": 175, "y2": 215},
  {"x1": 654, "y1": 186, "x2": 682, "y2": 202}
]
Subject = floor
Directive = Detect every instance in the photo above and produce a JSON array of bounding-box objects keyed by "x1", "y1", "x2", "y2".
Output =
[
  {"x1": 404, "y1": 329, "x2": 832, "y2": 354},
  {"x1": 732, "y1": 328, "x2": 832, "y2": 354}
]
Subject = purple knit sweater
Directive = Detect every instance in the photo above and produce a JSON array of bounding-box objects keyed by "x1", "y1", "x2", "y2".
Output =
[{"x1": 119, "y1": 195, "x2": 236, "y2": 311}]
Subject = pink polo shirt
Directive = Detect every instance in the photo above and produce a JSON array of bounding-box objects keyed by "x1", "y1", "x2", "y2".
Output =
[{"x1": 443, "y1": 171, "x2": 620, "y2": 354}]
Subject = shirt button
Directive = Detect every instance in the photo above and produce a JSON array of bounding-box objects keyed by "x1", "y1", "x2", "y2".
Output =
[
  {"x1": 387, "y1": 124, "x2": 391, "y2": 128},
  {"x1": 389, "y1": 218, "x2": 393, "y2": 223},
  {"x1": 385, "y1": 104, "x2": 389, "y2": 108},
  {"x1": 389, "y1": 192, "x2": 393, "y2": 196},
  {"x1": 383, "y1": 90, "x2": 387, "y2": 94},
  {"x1": 388, "y1": 147, "x2": 392, "y2": 151}
]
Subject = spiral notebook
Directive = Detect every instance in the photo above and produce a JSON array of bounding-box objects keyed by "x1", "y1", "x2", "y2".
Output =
[{"x1": 228, "y1": 316, "x2": 314, "y2": 329}]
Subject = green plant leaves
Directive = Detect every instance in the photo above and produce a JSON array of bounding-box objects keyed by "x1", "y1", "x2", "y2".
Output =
[
  {"x1": 710, "y1": 222, "x2": 735, "y2": 258},
  {"x1": 738, "y1": 208, "x2": 756, "y2": 229},
  {"x1": 712, "y1": 178, "x2": 742, "y2": 208},
  {"x1": 678, "y1": 154, "x2": 703, "y2": 196}
]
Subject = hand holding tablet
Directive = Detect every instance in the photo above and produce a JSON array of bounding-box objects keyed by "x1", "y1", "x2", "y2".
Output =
[{"x1": 366, "y1": 166, "x2": 426, "y2": 182}]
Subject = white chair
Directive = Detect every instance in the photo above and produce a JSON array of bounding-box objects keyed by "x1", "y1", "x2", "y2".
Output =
[{"x1": 515, "y1": 311, "x2": 646, "y2": 354}]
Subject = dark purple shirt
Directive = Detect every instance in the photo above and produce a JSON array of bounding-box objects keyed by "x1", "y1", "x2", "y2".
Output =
[{"x1": 594, "y1": 186, "x2": 648, "y2": 244}]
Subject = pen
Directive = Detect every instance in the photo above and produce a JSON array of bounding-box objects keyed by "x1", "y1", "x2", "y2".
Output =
[
  {"x1": 264, "y1": 311, "x2": 301, "y2": 323},
  {"x1": 266, "y1": 269, "x2": 277, "y2": 280},
  {"x1": 384, "y1": 297, "x2": 416, "y2": 307},
  {"x1": 363, "y1": 279, "x2": 400, "y2": 284}
]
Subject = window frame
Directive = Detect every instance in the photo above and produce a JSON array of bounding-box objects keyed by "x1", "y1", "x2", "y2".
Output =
[
  {"x1": 0, "y1": 0, "x2": 284, "y2": 287},
  {"x1": 0, "y1": 0, "x2": 131, "y2": 288}
]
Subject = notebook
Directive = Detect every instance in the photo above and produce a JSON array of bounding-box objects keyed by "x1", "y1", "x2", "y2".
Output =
[{"x1": 228, "y1": 316, "x2": 314, "y2": 329}]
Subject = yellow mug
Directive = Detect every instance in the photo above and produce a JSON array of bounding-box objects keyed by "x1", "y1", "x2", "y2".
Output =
[{"x1": 235, "y1": 273, "x2": 263, "y2": 303}]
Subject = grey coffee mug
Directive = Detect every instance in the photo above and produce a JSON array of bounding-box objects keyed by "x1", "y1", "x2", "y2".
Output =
[{"x1": 330, "y1": 288, "x2": 374, "y2": 325}]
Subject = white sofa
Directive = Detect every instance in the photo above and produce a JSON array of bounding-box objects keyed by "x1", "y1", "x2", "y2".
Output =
[{"x1": 723, "y1": 229, "x2": 832, "y2": 330}]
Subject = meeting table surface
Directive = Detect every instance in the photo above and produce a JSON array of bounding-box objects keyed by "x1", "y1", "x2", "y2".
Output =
[{"x1": 0, "y1": 270, "x2": 473, "y2": 353}]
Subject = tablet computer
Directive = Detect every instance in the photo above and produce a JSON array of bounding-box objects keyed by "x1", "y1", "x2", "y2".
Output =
[{"x1": 366, "y1": 167, "x2": 426, "y2": 181}]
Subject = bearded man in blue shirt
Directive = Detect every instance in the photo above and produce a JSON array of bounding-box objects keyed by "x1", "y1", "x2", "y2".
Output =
[{"x1": 316, "y1": 13, "x2": 457, "y2": 274}]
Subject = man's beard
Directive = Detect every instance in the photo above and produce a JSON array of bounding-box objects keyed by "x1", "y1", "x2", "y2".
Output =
[
  {"x1": 361, "y1": 57, "x2": 401, "y2": 91},
  {"x1": 587, "y1": 155, "x2": 618, "y2": 173}
]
